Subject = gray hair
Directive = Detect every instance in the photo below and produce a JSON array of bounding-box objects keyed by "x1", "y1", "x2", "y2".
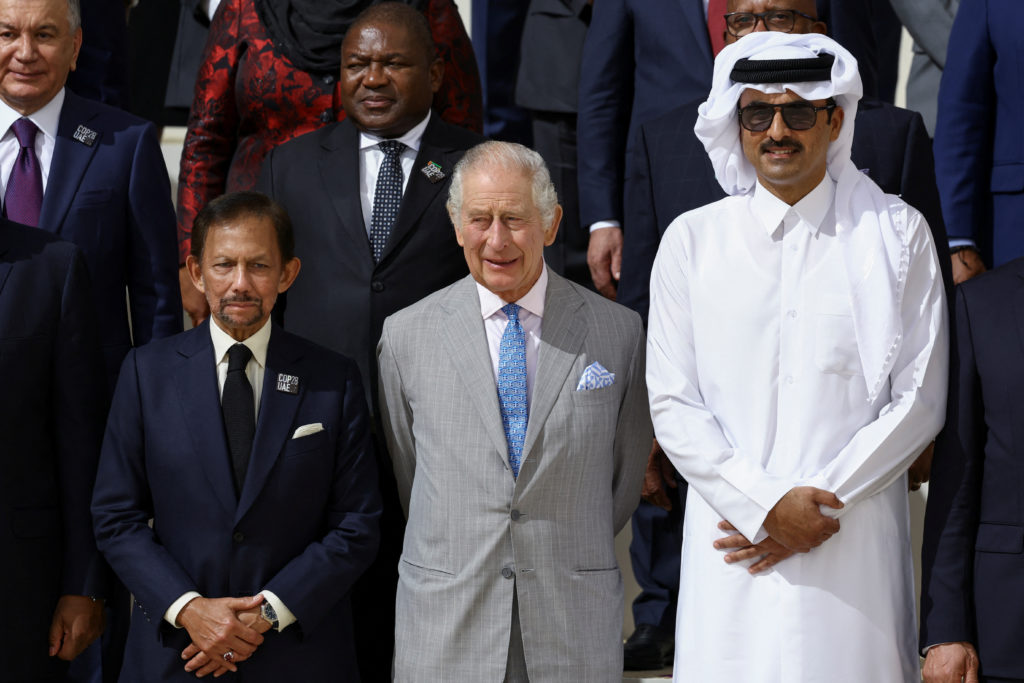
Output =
[
  {"x1": 66, "y1": 0, "x2": 80, "y2": 31},
  {"x1": 447, "y1": 141, "x2": 559, "y2": 227}
]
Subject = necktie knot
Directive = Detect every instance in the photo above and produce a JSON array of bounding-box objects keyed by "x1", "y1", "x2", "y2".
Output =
[
  {"x1": 227, "y1": 343, "x2": 252, "y2": 373},
  {"x1": 502, "y1": 303, "x2": 521, "y2": 324},
  {"x1": 11, "y1": 118, "x2": 37, "y2": 149},
  {"x1": 379, "y1": 139, "x2": 406, "y2": 158}
]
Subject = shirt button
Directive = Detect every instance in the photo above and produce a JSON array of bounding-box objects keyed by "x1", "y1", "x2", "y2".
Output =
[
  {"x1": 787, "y1": 309, "x2": 797, "y2": 319},
  {"x1": 319, "y1": 110, "x2": 332, "y2": 123},
  {"x1": 501, "y1": 567, "x2": 514, "y2": 579},
  {"x1": 371, "y1": 280, "x2": 385, "y2": 292},
  {"x1": 232, "y1": 531, "x2": 245, "y2": 542},
  {"x1": 786, "y1": 376, "x2": 795, "y2": 385},
  {"x1": 510, "y1": 509, "x2": 522, "y2": 521}
]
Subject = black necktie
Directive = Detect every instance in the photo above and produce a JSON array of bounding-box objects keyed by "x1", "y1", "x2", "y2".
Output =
[
  {"x1": 369, "y1": 140, "x2": 406, "y2": 263},
  {"x1": 222, "y1": 343, "x2": 254, "y2": 494}
]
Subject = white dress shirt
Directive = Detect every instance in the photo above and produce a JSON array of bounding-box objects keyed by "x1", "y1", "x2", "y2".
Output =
[
  {"x1": 476, "y1": 267, "x2": 548, "y2": 409},
  {"x1": 164, "y1": 318, "x2": 296, "y2": 632},
  {"x1": 647, "y1": 175, "x2": 947, "y2": 681},
  {"x1": 358, "y1": 111, "x2": 431, "y2": 234},
  {"x1": 0, "y1": 88, "x2": 63, "y2": 199}
]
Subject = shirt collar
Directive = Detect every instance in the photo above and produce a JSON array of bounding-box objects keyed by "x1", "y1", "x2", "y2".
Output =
[
  {"x1": 210, "y1": 317, "x2": 272, "y2": 369},
  {"x1": 477, "y1": 265, "x2": 549, "y2": 320},
  {"x1": 0, "y1": 88, "x2": 64, "y2": 142},
  {"x1": 752, "y1": 173, "x2": 836, "y2": 237},
  {"x1": 358, "y1": 110, "x2": 431, "y2": 154}
]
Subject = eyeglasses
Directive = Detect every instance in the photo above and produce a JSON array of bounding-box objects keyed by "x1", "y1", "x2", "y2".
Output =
[
  {"x1": 737, "y1": 101, "x2": 836, "y2": 132},
  {"x1": 724, "y1": 10, "x2": 818, "y2": 37}
]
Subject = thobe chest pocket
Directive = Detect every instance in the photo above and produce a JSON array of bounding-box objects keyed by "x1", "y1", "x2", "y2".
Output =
[{"x1": 813, "y1": 307, "x2": 862, "y2": 377}]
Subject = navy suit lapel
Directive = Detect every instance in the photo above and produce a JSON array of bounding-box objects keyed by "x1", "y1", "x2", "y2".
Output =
[
  {"x1": 379, "y1": 117, "x2": 457, "y2": 264},
  {"x1": 520, "y1": 270, "x2": 586, "y2": 466},
  {"x1": 39, "y1": 92, "x2": 100, "y2": 232},
  {"x1": 235, "y1": 326, "x2": 304, "y2": 522},
  {"x1": 319, "y1": 121, "x2": 370, "y2": 260},
  {"x1": 176, "y1": 323, "x2": 237, "y2": 517}
]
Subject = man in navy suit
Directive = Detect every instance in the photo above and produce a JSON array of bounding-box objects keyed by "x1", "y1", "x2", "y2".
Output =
[
  {"x1": 0, "y1": 0, "x2": 181, "y2": 388},
  {"x1": 0, "y1": 219, "x2": 108, "y2": 682},
  {"x1": 919, "y1": 259, "x2": 1024, "y2": 683},
  {"x1": 933, "y1": 0, "x2": 1021, "y2": 282},
  {"x1": 92, "y1": 192, "x2": 381, "y2": 681}
]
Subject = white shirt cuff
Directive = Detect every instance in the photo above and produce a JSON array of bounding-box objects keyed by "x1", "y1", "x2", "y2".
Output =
[
  {"x1": 589, "y1": 220, "x2": 621, "y2": 233},
  {"x1": 164, "y1": 591, "x2": 202, "y2": 627},
  {"x1": 259, "y1": 590, "x2": 296, "y2": 631},
  {"x1": 948, "y1": 238, "x2": 976, "y2": 249}
]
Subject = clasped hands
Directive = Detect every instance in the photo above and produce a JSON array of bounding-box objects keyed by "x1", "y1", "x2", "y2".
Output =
[
  {"x1": 714, "y1": 486, "x2": 844, "y2": 574},
  {"x1": 177, "y1": 595, "x2": 272, "y2": 678}
]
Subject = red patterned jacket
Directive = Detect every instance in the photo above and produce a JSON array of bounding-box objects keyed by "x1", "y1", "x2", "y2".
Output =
[{"x1": 176, "y1": 0, "x2": 482, "y2": 262}]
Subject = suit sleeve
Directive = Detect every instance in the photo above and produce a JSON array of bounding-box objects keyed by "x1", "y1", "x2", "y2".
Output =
[
  {"x1": 262, "y1": 361, "x2": 382, "y2": 634},
  {"x1": 889, "y1": 0, "x2": 955, "y2": 66},
  {"x1": 176, "y1": 0, "x2": 243, "y2": 263},
  {"x1": 920, "y1": 286, "x2": 981, "y2": 649},
  {"x1": 126, "y1": 121, "x2": 183, "y2": 344},
  {"x1": 376, "y1": 319, "x2": 417, "y2": 517},
  {"x1": 934, "y1": 0, "x2": 995, "y2": 247},
  {"x1": 618, "y1": 121, "x2": 659, "y2": 322},
  {"x1": 576, "y1": 0, "x2": 632, "y2": 227},
  {"x1": 55, "y1": 246, "x2": 110, "y2": 597},
  {"x1": 92, "y1": 351, "x2": 203, "y2": 630},
  {"x1": 610, "y1": 313, "x2": 652, "y2": 533}
]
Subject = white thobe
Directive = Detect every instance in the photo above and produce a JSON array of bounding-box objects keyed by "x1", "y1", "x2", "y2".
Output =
[{"x1": 647, "y1": 176, "x2": 947, "y2": 682}]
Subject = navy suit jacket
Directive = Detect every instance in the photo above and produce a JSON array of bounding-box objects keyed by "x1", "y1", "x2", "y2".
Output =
[
  {"x1": 920, "y1": 259, "x2": 1024, "y2": 678},
  {"x1": 92, "y1": 322, "x2": 381, "y2": 682},
  {"x1": 39, "y1": 89, "x2": 182, "y2": 387},
  {"x1": 620, "y1": 97, "x2": 954, "y2": 322},
  {"x1": 934, "y1": 0, "x2": 1024, "y2": 267},
  {"x1": 0, "y1": 221, "x2": 108, "y2": 682}
]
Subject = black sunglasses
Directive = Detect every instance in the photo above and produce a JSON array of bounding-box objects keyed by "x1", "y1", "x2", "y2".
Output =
[
  {"x1": 737, "y1": 101, "x2": 836, "y2": 132},
  {"x1": 724, "y1": 10, "x2": 818, "y2": 37}
]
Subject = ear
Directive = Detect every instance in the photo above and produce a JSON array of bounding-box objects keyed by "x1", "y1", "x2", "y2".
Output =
[
  {"x1": 543, "y1": 205, "x2": 563, "y2": 247},
  {"x1": 829, "y1": 105, "x2": 844, "y2": 142},
  {"x1": 277, "y1": 257, "x2": 301, "y2": 293},
  {"x1": 69, "y1": 27, "x2": 82, "y2": 72},
  {"x1": 429, "y1": 58, "x2": 444, "y2": 94},
  {"x1": 811, "y1": 22, "x2": 827, "y2": 36},
  {"x1": 185, "y1": 254, "x2": 206, "y2": 293},
  {"x1": 451, "y1": 210, "x2": 466, "y2": 247}
]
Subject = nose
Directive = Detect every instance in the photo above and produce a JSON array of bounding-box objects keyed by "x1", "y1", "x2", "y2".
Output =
[
  {"x1": 486, "y1": 219, "x2": 511, "y2": 249},
  {"x1": 767, "y1": 107, "x2": 791, "y2": 139},
  {"x1": 750, "y1": 16, "x2": 769, "y2": 32},
  {"x1": 364, "y1": 61, "x2": 388, "y2": 87},
  {"x1": 13, "y1": 34, "x2": 37, "y2": 61},
  {"x1": 230, "y1": 265, "x2": 253, "y2": 293}
]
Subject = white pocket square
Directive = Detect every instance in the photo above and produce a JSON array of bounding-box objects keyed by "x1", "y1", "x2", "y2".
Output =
[
  {"x1": 291, "y1": 423, "x2": 324, "y2": 439},
  {"x1": 576, "y1": 362, "x2": 615, "y2": 391}
]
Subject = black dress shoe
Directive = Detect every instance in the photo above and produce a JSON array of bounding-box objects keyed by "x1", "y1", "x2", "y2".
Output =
[{"x1": 623, "y1": 623, "x2": 674, "y2": 670}]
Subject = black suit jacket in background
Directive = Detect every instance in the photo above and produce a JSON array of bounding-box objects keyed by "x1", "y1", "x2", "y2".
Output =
[
  {"x1": 619, "y1": 97, "x2": 953, "y2": 322},
  {"x1": 0, "y1": 221, "x2": 107, "y2": 682}
]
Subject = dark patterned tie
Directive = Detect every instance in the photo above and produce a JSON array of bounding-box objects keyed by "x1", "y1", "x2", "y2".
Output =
[
  {"x1": 4, "y1": 118, "x2": 43, "y2": 226},
  {"x1": 497, "y1": 303, "x2": 528, "y2": 477},
  {"x1": 222, "y1": 343, "x2": 255, "y2": 494},
  {"x1": 369, "y1": 140, "x2": 406, "y2": 263}
]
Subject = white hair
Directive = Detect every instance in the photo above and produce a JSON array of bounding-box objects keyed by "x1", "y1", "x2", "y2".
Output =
[{"x1": 447, "y1": 141, "x2": 559, "y2": 227}]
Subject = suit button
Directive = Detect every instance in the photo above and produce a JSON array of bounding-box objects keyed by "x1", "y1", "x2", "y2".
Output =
[
  {"x1": 319, "y1": 110, "x2": 332, "y2": 122},
  {"x1": 501, "y1": 567, "x2": 514, "y2": 579},
  {"x1": 232, "y1": 532, "x2": 245, "y2": 542},
  {"x1": 510, "y1": 509, "x2": 522, "y2": 521},
  {"x1": 371, "y1": 280, "x2": 385, "y2": 292}
]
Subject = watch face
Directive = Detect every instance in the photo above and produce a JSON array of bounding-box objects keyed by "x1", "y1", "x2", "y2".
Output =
[{"x1": 262, "y1": 602, "x2": 278, "y2": 623}]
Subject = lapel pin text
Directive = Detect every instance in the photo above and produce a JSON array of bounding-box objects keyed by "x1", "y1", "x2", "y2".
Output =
[
  {"x1": 276, "y1": 373, "x2": 299, "y2": 394},
  {"x1": 73, "y1": 125, "x2": 98, "y2": 147},
  {"x1": 420, "y1": 161, "x2": 445, "y2": 183}
]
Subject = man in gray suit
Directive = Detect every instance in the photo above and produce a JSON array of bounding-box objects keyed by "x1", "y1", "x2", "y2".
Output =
[
  {"x1": 889, "y1": 0, "x2": 959, "y2": 136},
  {"x1": 378, "y1": 140, "x2": 651, "y2": 682}
]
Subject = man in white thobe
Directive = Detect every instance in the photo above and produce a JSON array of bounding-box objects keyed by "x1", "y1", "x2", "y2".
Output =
[{"x1": 647, "y1": 32, "x2": 948, "y2": 682}]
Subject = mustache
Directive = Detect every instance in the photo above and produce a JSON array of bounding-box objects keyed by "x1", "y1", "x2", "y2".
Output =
[
  {"x1": 219, "y1": 295, "x2": 261, "y2": 306},
  {"x1": 761, "y1": 137, "x2": 804, "y2": 153}
]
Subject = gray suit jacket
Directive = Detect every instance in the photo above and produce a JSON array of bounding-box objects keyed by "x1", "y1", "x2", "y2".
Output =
[
  {"x1": 378, "y1": 269, "x2": 651, "y2": 682},
  {"x1": 890, "y1": 0, "x2": 959, "y2": 134}
]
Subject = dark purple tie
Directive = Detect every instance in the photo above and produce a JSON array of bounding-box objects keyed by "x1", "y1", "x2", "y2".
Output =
[{"x1": 4, "y1": 118, "x2": 43, "y2": 227}]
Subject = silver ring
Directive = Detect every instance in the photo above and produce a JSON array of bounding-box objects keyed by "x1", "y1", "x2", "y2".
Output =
[{"x1": 223, "y1": 651, "x2": 235, "y2": 662}]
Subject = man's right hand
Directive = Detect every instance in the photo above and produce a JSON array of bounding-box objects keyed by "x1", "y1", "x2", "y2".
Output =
[
  {"x1": 179, "y1": 265, "x2": 210, "y2": 327},
  {"x1": 587, "y1": 226, "x2": 623, "y2": 299},
  {"x1": 922, "y1": 642, "x2": 979, "y2": 683},
  {"x1": 177, "y1": 596, "x2": 265, "y2": 673},
  {"x1": 951, "y1": 249, "x2": 986, "y2": 284},
  {"x1": 763, "y1": 487, "x2": 843, "y2": 552},
  {"x1": 641, "y1": 439, "x2": 678, "y2": 510}
]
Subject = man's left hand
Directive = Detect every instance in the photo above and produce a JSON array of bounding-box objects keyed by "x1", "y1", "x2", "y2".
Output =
[
  {"x1": 908, "y1": 442, "x2": 934, "y2": 491},
  {"x1": 182, "y1": 604, "x2": 273, "y2": 677},
  {"x1": 48, "y1": 595, "x2": 104, "y2": 661},
  {"x1": 713, "y1": 521, "x2": 797, "y2": 574},
  {"x1": 641, "y1": 439, "x2": 678, "y2": 510}
]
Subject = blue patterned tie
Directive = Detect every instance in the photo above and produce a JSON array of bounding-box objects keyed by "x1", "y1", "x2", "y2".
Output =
[
  {"x1": 369, "y1": 139, "x2": 406, "y2": 263},
  {"x1": 497, "y1": 303, "x2": 528, "y2": 477}
]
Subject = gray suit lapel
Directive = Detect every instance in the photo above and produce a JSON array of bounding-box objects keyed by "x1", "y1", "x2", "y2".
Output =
[
  {"x1": 440, "y1": 277, "x2": 509, "y2": 461},
  {"x1": 521, "y1": 270, "x2": 586, "y2": 465}
]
